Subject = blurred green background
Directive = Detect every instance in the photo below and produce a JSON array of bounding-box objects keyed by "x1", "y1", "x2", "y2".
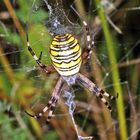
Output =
[{"x1": 0, "y1": 0, "x2": 140, "y2": 140}]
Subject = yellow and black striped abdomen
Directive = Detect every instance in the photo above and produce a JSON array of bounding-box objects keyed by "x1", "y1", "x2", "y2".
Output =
[{"x1": 50, "y1": 34, "x2": 82, "y2": 76}]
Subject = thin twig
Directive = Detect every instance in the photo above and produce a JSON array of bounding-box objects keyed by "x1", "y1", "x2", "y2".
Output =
[
  {"x1": 0, "y1": 46, "x2": 15, "y2": 84},
  {"x1": 3, "y1": 0, "x2": 25, "y2": 42},
  {"x1": 118, "y1": 58, "x2": 140, "y2": 68}
]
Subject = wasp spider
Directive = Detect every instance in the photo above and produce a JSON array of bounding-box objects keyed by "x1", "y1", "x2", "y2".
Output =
[{"x1": 25, "y1": 12, "x2": 118, "y2": 124}]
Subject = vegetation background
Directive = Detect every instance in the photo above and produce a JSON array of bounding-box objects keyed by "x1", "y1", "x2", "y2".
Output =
[{"x1": 0, "y1": 0, "x2": 140, "y2": 140}]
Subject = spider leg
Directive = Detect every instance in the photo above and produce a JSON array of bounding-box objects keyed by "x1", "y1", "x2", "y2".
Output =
[
  {"x1": 82, "y1": 20, "x2": 94, "y2": 60},
  {"x1": 38, "y1": 51, "x2": 42, "y2": 61},
  {"x1": 77, "y1": 73, "x2": 118, "y2": 112},
  {"x1": 45, "y1": 77, "x2": 64, "y2": 123},
  {"x1": 70, "y1": 6, "x2": 94, "y2": 60},
  {"x1": 26, "y1": 22, "x2": 56, "y2": 74},
  {"x1": 99, "y1": 89, "x2": 118, "y2": 100},
  {"x1": 25, "y1": 77, "x2": 64, "y2": 123},
  {"x1": 25, "y1": 96, "x2": 57, "y2": 119}
]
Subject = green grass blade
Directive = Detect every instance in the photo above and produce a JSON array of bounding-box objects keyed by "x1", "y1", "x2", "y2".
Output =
[{"x1": 95, "y1": 0, "x2": 128, "y2": 140}]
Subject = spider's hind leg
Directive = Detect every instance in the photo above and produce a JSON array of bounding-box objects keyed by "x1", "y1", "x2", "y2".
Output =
[
  {"x1": 25, "y1": 77, "x2": 64, "y2": 123},
  {"x1": 100, "y1": 89, "x2": 119, "y2": 100},
  {"x1": 93, "y1": 87, "x2": 113, "y2": 112},
  {"x1": 25, "y1": 96, "x2": 58, "y2": 120},
  {"x1": 77, "y1": 73, "x2": 118, "y2": 112}
]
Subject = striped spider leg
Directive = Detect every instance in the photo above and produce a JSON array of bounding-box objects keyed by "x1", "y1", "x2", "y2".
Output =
[
  {"x1": 77, "y1": 73, "x2": 118, "y2": 112},
  {"x1": 71, "y1": 6, "x2": 118, "y2": 112},
  {"x1": 70, "y1": 5, "x2": 94, "y2": 61},
  {"x1": 26, "y1": 22, "x2": 56, "y2": 74},
  {"x1": 25, "y1": 77, "x2": 64, "y2": 124},
  {"x1": 81, "y1": 19, "x2": 94, "y2": 60}
]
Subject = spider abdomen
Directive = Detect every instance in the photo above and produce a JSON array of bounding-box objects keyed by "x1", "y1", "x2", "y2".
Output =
[{"x1": 50, "y1": 34, "x2": 82, "y2": 76}]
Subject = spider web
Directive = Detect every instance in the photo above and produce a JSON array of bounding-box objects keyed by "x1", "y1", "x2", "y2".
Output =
[{"x1": 0, "y1": 0, "x2": 140, "y2": 140}]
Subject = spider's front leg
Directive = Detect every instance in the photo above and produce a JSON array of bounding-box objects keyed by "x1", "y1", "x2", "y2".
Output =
[
  {"x1": 25, "y1": 77, "x2": 64, "y2": 123},
  {"x1": 26, "y1": 22, "x2": 56, "y2": 74},
  {"x1": 81, "y1": 20, "x2": 94, "y2": 60},
  {"x1": 77, "y1": 73, "x2": 118, "y2": 112},
  {"x1": 70, "y1": 6, "x2": 94, "y2": 61}
]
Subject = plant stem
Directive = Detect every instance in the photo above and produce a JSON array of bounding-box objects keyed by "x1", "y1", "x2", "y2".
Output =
[{"x1": 95, "y1": 0, "x2": 128, "y2": 140}]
